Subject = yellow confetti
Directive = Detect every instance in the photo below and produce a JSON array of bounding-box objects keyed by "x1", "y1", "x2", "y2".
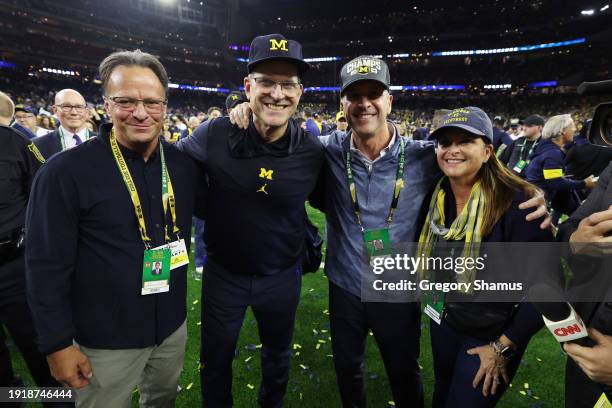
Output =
[
  {"x1": 295, "y1": 351, "x2": 300, "y2": 356},
  {"x1": 299, "y1": 364, "x2": 307, "y2": 370},
  {"x1": 519, "y1": 391, "x2": 527, "y2": 396},
  {"x1": 419, "y1": 365, "x2": 423, "y2": 370},
  {"x1": 186, "y1": 383, "x2": 193, "y2": 390},
  {"x1": 293, "y1": 344, "x2": 302, "y2": 350},
  {"x1": 322, "y1": 309, "x2": 329, "y2": 315},
  {"x1": 326, "y1": 354, "x2": 333, "y2": 358},
  {"x1": 523, "y1": 383, "x2": 529, "y2": 389},
  {"x1": 388, "y1": 401, "x2": 395, "y2": 406},
  {"x1": 317, "y1": 339, "x2": 326, "y2": 344},
  {"x1": 309, "y1": 288, "x2": 314, "y2": 292},
  {"x1": 316, "y1": 344, "x2": 321, "y2": 350},
  {"x1": 509, "y1": 383, "x2": 513, "y2": 387},
  {"x1": 196, "y1": 321, "x2": 201, "y2": 326},
  {"x1": 244, "y1": 356, "x2": 252, "y2": 363},
  {"x1": 256, "y1": 344, "x2": 262, "y2": 349},
  {"x1": 312, "y1": 329, "x2": 319, "y2": 335},
  {"x1": 321, "y1": 329, "x2": 328, "y2": 333},
  {"x1": 192, "y1": 300, "x2": 199, "y2": 305},
  {"x1": 247, "y1": 384, "x2": 255, "y2": 390},
  {"x1": 300, "y1": 393, "x2": 303, "y2": 400},
  {"x1": 536, "y1": 357, "x2": 542, "y2": 362},
  {"x1": 534, "y1": 396, "x2": 540, "y2": 400}
]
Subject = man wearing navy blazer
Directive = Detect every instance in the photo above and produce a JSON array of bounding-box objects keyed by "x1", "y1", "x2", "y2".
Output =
[{"x1": 34, "y1": 89, "x2": 94, "y2": 159}]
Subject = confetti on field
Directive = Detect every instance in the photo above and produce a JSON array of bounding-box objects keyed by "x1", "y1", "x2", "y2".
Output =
[
  {"x1": 313, "y1": 329, "x2": 319, "y2": 335},
  {"x1": 293, "y1": 343, "x2": 302, "y2": 350},
  {"x1": 247, "y1": 384, "x2": 255, "y2": 390},
  {"x1": 309, "y1": 288, "x2": 314, "y2": 292},
  {"x1": 244, "y1": 356, "x2": 252, "y2": 363},
  {"x1": 524, "y1": 383, "x2": 529, "y2": 389},
  {"x1": 321, "y1": 329, "x2": 328, "y2": 333},
  {"x1": 299, "y1": 364, "x2": 308, "y2": 370},
  {"x1": 388, "y1": 401, "x2": 395, "y2": 406},
  {"x1": 256, "y1": 344, "x2": 262, "y2": 349},
  {"x1": 192, "y1": 300, "x2": 199, "y2": 305},
  {"x1": 186, "y1": 383, "x2": 193, "y2": 390},
  {"x1": 316, "y1": 344, "x2": 321, "y2": 350},
  {"x1": 300, "y1": 393, "x2": 303, "y2": 400},
  {"x1": 520, "y1": 390, "x2": 527, "y2": 396},
  {"x1": 295, "y1": 351, "x2": 300, "y2": 357},
  {"x1": 327, "y1": 354, "x2": 333, "y2": 358},
  {"x1": 536, "y1": 358, "x2": 542, "y2": 362},
  {"x1": 196, "y1": 321, "x2": 201, "y2": 326},
  {"x1": 317, "y1": 339, "x2": 326, "y2": 344},
  {"x1": 322, "y1": 309, "x2": 329, "y2": 315}
]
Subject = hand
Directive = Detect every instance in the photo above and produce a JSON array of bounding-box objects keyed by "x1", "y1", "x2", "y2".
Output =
[
  {"x1": 569, "y1": 205, "x2": 612, "y2": 256},
  {"x1": 467, "y1": 339, "x2": 512, "y2": 397},
  {"x1": 228, "y1": 102, "x2": 251, "y2": 130},
  {"x1": 564, "y1": 328, "x2": 612, "y2": 386},
  {"x1": 47, "y1": 345, "x2": 93, "y2": 388},
  {"x1": 518, "y1": 192, "x2": 552, "y2": 230},
  {"x1": 584, "y1": 175, "x2": 597, "y2": 190}
]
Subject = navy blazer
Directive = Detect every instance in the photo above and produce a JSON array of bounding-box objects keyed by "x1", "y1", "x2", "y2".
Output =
[{"x1": 33, "y1": 130, "x2": 97, "y2": 159}]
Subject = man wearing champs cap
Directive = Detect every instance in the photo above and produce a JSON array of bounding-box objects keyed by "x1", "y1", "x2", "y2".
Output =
[
  {"x1": 230, "y1": 54, "x2": 550, "y2": 407},
  {"x1": 499, "y1": 114, "x2": 545, "y2": 176},
  {"x1": 176, "y1": 34, "x2": 324, "y2": 407}
]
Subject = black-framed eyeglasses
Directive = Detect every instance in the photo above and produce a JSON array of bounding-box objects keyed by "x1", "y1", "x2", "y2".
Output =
[
  {"x1": 107, "y1": 96, "x2": 167, "y2": 113},
  {"x1": 250, "y1": 76, "x2": 301, "y2": 96}
]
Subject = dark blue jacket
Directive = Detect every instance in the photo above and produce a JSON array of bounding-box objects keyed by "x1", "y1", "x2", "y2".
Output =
[
  {"x1": 440, "y1": 180, "x2": 554, "y2": 348},
  {"x1": 525, "y1": 138, "x2": 584, "y2": 214},
  {"x1": 305, "y1": 118, "x2": 321, "y2": 137},
  {"x1": 26, "y1": 124, "x2": 206, "y2": 354},
  {"x1": 493, "y1": 126, "x2": 513, "y2": 152},
  {"x1": 34, "y1": 129, "x2": 97, "y2": 160},
  {"x1": 11, "y1": 123, "x2": 36, "y2": 139}
]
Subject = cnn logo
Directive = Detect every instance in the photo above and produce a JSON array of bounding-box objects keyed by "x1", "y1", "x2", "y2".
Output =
[{"x1": 554, "y1": 324, "x2": 583, "y2": 337}]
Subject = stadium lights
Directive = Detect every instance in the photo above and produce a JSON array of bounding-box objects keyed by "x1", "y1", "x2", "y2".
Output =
[
  {"x1": 168, "y1": 82, "x2": 229, "y2": 93},
  {"x1": 601, "y1": 4, "x2": 610, "y2": 11},
  {"x1": 300, "y1": 85, "x2": 465, "y2": 92},
  {"x1": 484, "y1": 84, "x2": 512, "y2": 89},
  {"x1": 0, "y1": 60, "x2": 16, "y2": 68},
  {"x1": 432, "y1": 38, "x2": 586, "y2": 57},
  {"x1": 41, "y1": 67, "x2": 78, "y2": 76},
  {"x1": 581, "y1": 9, "x2": 595, "y2": 15}
]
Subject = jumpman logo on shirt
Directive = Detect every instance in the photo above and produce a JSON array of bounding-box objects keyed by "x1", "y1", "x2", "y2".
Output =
[{"x1": 257, "y1": 183, "x2": 269, "y2": 195}]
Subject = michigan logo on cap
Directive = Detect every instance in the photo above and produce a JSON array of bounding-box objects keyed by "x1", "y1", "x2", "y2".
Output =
[
  {"x1": 346, "y1": 58, "x2": 381, "y2": 76},
  {"x1": 269, "y1": 38, "x2": 288, "y2": 51}
]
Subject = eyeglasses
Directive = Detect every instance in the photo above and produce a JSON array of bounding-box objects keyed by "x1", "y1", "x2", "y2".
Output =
[
  {"x1": 107, "y1": 96, "x2": 167, "y2": 113},
  {"x1": 56, "y1": 104, "x2": 87, "y2": 112},
  {"x1": 15, "y1": 113, "x2": 34, "y2": 119},
  {"x1": 251, "y1": 77, "x2": 301, "y2": 96}
]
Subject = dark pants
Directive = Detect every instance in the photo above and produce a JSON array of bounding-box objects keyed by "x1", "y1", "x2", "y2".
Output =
[
  {"x1": 200, "y1": 260, "x2": 301, "y2": 408},
  {"x1": 328, "y1": 281, "x2": 423, "y2": 408},
  {"x1": 565, "y1": 357, "x2": 612, "y2": 408},
  {"x1": 0, "y1": 254, "x2": 58, "y2": 388},
  {"x1": 193, "y1": 217, "x2": 206, "y2": 268},
  {"x1": 430, "y1": 319, "x2": 525, "y2": 408}
]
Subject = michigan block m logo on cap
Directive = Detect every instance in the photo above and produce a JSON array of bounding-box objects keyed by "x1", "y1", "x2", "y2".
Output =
[
  {"x1": 346, "y1": 58, "x2": 382, "y2": 76},
  {"x1": 269, "y1": 38, "x2": 288, "y2": 51}
]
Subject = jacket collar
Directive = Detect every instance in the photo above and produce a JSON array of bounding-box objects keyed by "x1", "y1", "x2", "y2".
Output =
[{"x1": 227, "y1": 116, "x2": 303, "y2": 158}]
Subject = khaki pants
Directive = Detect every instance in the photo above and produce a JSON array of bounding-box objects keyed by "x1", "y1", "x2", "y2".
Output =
[{"x1": 75, "y1": 320, "x2": 187, "y2": 408}]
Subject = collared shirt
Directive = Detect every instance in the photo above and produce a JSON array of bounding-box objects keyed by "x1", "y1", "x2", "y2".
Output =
[
  {"x1": 319, "y1": 123, "x2": 441, "y2": 297},
  {"x1": 349, "y1": 125, "x2": 397, "y2": 172},
  {"x1": 25, "y1": 123, "x2": 207, "y2": 354},
  {"x1": 60, "y1": 126, "x2": 89, "y2": 149}
]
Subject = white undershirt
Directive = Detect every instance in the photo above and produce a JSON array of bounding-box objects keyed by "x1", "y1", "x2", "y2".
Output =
[{"x1": 60, "y1": 126, "x2": 88, "y2": 150}]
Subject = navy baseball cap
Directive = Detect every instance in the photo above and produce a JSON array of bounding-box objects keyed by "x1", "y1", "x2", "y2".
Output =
[
  {"x1": 520, "y1": 115, "x2": 545, "y2": 127},
  {"x1": 247, "y1": 34, "x2": 310, "y2": 74},
  {"x1": 340, "y1": 56, "x2": 390, "y2": 94},
  {"x1": 429, "y1": 107, "x2": 494, "y2": 143},
  {"x1": 14, "y1": 104, "x2": 37, "y2": 115},
  {"x1": 225, "y1": 91, "x2": 246, "y2": 111}
]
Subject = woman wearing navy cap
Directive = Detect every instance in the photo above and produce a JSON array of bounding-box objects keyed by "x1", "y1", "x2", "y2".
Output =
[{"x1": 418, "y1": 107, "x2": 554, "y2": 407}]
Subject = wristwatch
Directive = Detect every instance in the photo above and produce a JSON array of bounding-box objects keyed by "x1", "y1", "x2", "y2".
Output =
[{"x1": 491, "y1": 338, "x2": 515, "y2": 360}]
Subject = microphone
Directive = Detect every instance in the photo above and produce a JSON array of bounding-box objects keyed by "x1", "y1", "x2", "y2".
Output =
[
  {"x1": 528, "y1": 284, "x2": 593, "y2": 346},
  {"x1": 577, "y1": 79, "x2": 612, "y2": 96}
]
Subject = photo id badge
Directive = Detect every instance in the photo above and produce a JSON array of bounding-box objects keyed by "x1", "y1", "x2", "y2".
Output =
[
  {"x1": 142, "y1": 248, "x2": 171, "y2": 295},
  {"x1": 423, "y1": 290, "x2": 444, "y2": 325},
  {"x1": 363, "y1": 228, "x2": 392, "y2": 265},
  {"x1": 151, "y1": 239, "x2": 189, "y2": 270},
  {"x1": 513, "y1": 159, "x2": 527, "y2": 174}
]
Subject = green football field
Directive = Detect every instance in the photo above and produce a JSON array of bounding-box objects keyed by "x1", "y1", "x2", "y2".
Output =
[{"x1": 10, "y1": 206, "x2": 566, "y2": 407}]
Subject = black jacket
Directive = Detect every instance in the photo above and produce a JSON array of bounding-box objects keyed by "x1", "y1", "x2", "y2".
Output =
[{"x1": 26, "y1": 124, "x2": 206, "y2": 354}]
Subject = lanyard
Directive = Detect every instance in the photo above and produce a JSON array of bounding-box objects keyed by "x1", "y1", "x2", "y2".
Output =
[
  {"x1": 346, "y1": 138, "x2": 406, "y2": 231},
  {"x1": 58, "y1": 127, "x2": 90, "y2": 151},
  {"x1": 518, "y1": 137, "x2": 538, "y2": 162},
  {"x1": 109, "y1": 128, "x2": 180, "y2": 247}
]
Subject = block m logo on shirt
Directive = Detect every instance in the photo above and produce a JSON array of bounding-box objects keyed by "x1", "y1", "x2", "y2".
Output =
[{"x1": 259, "y1": 168, "x2": 274, "y2": 180}]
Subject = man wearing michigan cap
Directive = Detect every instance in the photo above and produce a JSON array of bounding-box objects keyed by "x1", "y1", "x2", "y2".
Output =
[{"x1": 176, "y1": 34, "x2": 323, "y2": 407}]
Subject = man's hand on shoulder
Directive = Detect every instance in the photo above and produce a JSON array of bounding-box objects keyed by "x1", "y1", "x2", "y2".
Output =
[
  {"x1": 47, "y1": 345, "x2": 93, "y2": 388},
  {"x1": 229, "y1": 102, "x2": 251, "y2": 130}
]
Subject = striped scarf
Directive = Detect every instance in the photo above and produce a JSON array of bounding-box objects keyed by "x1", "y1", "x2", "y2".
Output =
[{"x1": 417, "y1": 177, "x2": 485, "y2": 291}]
